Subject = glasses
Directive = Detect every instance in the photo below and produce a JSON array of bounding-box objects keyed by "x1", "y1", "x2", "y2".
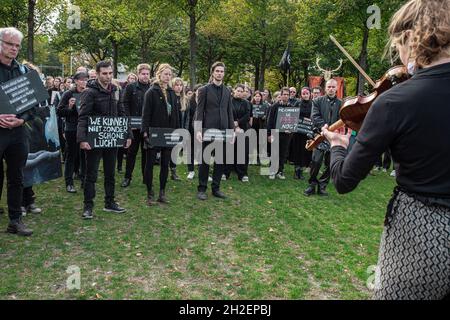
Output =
[{"x1": 0, "y1": 39, "x2": 22, "y2": 49}]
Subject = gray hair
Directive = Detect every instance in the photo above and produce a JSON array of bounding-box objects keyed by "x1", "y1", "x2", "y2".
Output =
[{"x1": 0, "y1": 27, "x2": 24, "y2": 42}]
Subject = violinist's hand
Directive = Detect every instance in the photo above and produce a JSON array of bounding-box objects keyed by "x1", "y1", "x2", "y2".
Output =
[{"x1": 321, "y1": 125, "x2": 352, "y2": 149}]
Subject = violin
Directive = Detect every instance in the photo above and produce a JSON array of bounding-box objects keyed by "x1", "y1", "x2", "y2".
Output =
[{"x1": 306, "y1": 65, "x2": 410, "y2": 151}]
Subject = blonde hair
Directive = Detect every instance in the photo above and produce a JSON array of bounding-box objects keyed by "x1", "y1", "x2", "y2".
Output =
[
  {"x1": 155, "y1": 63, "x2": 173, "y2": 85},
  {"x1": 137, "y1": 63, "x2": 151, "y2": 74},
  {"x1": 172, "y1": 77, "x2": 187, "y2": 111},
  {"x1": 388, "y1": 0, "x2": 450, "y2": 67}
]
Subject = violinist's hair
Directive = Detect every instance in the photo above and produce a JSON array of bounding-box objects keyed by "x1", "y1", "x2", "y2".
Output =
[{"x1": 387, "y1": 0, "x2": 450, "y2": 67}]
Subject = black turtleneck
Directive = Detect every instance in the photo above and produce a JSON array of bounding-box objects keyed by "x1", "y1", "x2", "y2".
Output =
[{"x1": 330, "y1": 62, "x2": 450, "y2": 206}]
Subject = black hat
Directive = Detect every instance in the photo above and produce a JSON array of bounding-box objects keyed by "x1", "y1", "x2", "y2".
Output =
[{"x1": 73, "y1": 72, "x2": 88, "y2": 80}]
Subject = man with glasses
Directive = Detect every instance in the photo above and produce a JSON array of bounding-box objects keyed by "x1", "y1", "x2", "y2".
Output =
[
  {"x1": 288, "y1": 87, "x2": 299, "y2": 107},
  {"x1": 0, "y1": 27, "x2": 36, "y2": 236}
]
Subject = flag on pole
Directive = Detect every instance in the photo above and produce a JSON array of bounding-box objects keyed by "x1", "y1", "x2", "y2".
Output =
[{"x1": 279, "y1": 42, "x2": 292, "y2": 73}]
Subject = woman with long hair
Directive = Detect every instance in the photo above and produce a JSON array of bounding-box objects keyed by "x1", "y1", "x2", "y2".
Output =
[
  {"x1": 141, "y1": 64, "x2": 180, "y2": 205},
  {"x1": 323, "y1": 0, "x2": 450, "y2": 299}
]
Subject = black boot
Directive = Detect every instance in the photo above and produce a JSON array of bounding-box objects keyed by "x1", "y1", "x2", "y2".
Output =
[
  {"x1": 304, "y1": 185, "x2": 316, "y2": 196},
  {"x1": 147, "y1": 191, "x2": 156, "y2": 206},
  {"x1": 318, "y1": 186, "x2": 329, "y2": 196},
  {"x1": 121, "y1": 178, "x2": 131, "y2": 188},
  {"x1": 294, "y1": 167, "x2": 303, "y2": 180},
  {"x1": 170, "y1": 168, "x2": 181, "y2": 181},
  {"x1": 158, "y1": 190, "x2": 169, "y2": 204},
  {"x1": 7, "y1": 218, "x2": 33, "y2": 236}
]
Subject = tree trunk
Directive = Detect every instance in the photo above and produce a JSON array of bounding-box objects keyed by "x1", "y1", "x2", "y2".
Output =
[
  {"x1": 356, "y1": 26, "x2": 369, "y2": 95},
  {"x1": 112, "y1": 40, "x2": 118, "y2": 78},
  {"x1": 189, "y1": 7, "x2": 198, "y2": 87},
  {"x1": 254, "y1": 60, "x2": 260, "y2": 90},
  {"x1": 258, "y1": 44, "x2": 267, "y2": 90},
  {"x1": 27, "y1": 0, "x2": 36, "y2": 63}
]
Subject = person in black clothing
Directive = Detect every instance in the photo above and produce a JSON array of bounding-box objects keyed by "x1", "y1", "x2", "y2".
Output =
[
  {"x1": 184, "y1": 84, "x2": 203, "y2": 180},
  {"x1": 141, "y1": 64, "x2": 180, "y2": 205},
  {"x1": 224, "y1": 84, "x2": 252, "y2": 182},
  {"x1": 322, "y1": 0, "x2": 450, "y2": 300},
  {"x1": 195, "y1": 62, "x2": 235, "y2": 200},
  {"x1": 250, "y1": 91, "x2": 267, "y2": 166},
  {"x1": 77, "y1": 60, "x2": 132, "y2": 220},
  {"x1": 120, "y1": 64, "x2": 151, "y2": 188},
  {"x1": 289, "y1": 87, "x2": 313, "y2": 180},
  {"x1": 0, "y1": 27, "x2": 36, "y2": 236},
  {"x1": 267, "y1": 87, "x2": 294, "y2": 180},
  {"x1": 57, "y1": 71, "x2": 88, "y2": 193},
  {"x1": 374, "y1": 150, "x2": 392, "y2": 172},
  {"x1": 168, "y1": 77, "x2": 187, "y2": 182},
  {"x1": 288, "y1": 87, "x2": 299, "y2": 107},
  {"x1": 304, "y1": 79, "x2": 342, "y2": 196}
]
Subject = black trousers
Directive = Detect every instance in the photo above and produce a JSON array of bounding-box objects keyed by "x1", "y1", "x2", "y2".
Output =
[
  {"x1": 22, "y1": 186, "x2": 35, "y2": 207},
  {"x1": 376, "y1": 150, "x2": 392, "y2": 170},
  {"x1": 145, "y1": 147, "x2": 171, "y2": 193},
  {"x1": 84, "y1": 148, "x2": 118, "y2": 209},
  {"x1": 187, "y1": 136, "x2": 196, "y2": 172},
  {"x1": 198, "y1": 141, "x2": 226, "y2": 193},
  {"x1": 117, "y1": 148, "x2": 126, "y2": 171},
  {"x1": 0, "y1": 127, "x2": 29, "y2": 220},
  {"x1": 225, "y1": 135, "x2": 249, "y2": 179},
  {"x1": 278, "y1": 133, "x2": 292, "y2": 174},
  {"x1": 78, "y1": 149, "x2": 86, "y2": 182},
  {"x1": 308, "y1": 149, "x2": 331, "y2": 188},
  {"x1": 64, "y1": 131, "x2": 78, "y2": 186},
  {"x1": 125, "y1": 130, "x2": 146, "y2": 181}
]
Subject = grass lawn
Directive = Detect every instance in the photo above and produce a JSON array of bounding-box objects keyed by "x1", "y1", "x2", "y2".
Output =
[{"x1": 0, "y1": 161, "x2": 396, "y2": 300}]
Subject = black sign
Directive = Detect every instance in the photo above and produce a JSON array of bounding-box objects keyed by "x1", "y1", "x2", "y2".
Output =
[
  {"x1": 297, "y1": 117, "x2": 314, "y2": 136},
  {"x1": 252, "y1": 104, "x2": 268, "y2": 119},
  {"x1": 0, "y1": 70, "x2": 49, "y2": 114},
  {"x1": 203, "y1": 129, "x2": 234, "y2": 142},
  {"x1": 130, "y1": 116, "x2": 142, "y2": 129},
  {"x1": 275, "y1": 106, "x2": 300, "y2": 132},
  {"x1": 87, "y1": 116, "x2": 129, "y2": 148},
  {"x1": 148, "y1": 128, "x2": 183, "y2": 148}
]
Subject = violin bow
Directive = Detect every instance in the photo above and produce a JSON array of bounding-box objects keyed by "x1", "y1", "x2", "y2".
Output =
[{"x1": 329, "y1": 35, "x2": 377, "y2": 88}]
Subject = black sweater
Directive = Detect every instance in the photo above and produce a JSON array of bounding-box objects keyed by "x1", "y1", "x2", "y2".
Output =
[
  {"x1": 232, "y1": 97, "x2": 252, "y2": 131},
  {"x1": 330, "y1": 62, "x2": 450, "y2": 203}
]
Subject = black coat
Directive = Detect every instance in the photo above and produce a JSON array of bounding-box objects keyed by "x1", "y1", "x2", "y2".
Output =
[
  {"x1": 232, "y1": 97, "x2": 252, "y2": 131},
  {"x1": 57, "y1": 88, "x2": 83, "y2": 132},
  {"x1": 185, "y1": 95, "x2": 197, "y2": 133},
  {"x1": 311, "y1": 95, "x2": 342, "y2": 129},
  {"x1": 77, "y1": 79, "x2": 130, "y2": 143},
  {"x1": 299, "y1": 99, "x2": 313, "y2": 119},
  {"x1": 121, "y1": 81, "x2": 150, "y2": 117},
  {"x1": 141, "y1": 83, "x2": 180, "y2": 134},
  {"x1": 194, "y1": 83, "x2": 235, "y2": 130}
]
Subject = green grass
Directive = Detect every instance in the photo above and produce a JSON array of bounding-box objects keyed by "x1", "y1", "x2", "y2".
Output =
[{"x1": 0, "y1": 161, "x2": 396, "y2": 300}]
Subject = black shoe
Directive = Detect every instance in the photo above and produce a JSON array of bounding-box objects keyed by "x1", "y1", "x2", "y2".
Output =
[
  {"x1": 121, "y1": 178, "x2": 131, "y2": 188},
  {"x1": 158, "y1": 190, "x2": 169, "y2": 204},
  {"x1": 147, "y1": 191, "x2": 156, "y2": 206},
  {"x1": 82, "y1": 208, "x2": 94, "y2": 220},
  {"x1": 318, "y1": 187, "x2": 329, "y2": 197},
  {"x1": 26, "y1": 204, "x2": 42, "y2": 215},
  {"x1": 212, "y1": 190, "x2": 227, "y2": 199},
  {"x1": 197, "y1": 192, "x2": 208, "y2": 201},
  {"x1": 170, "y1": 169, "x2": 181, "y2": 181},
  {"x1": 117, "y1": 168, "x2": 123, "y2": 174},
  {"x1": 66, "y1": 185, "x2": 77, "y2": 193},
  {"x1": 304, "y1": 185, "x2": 316, "y2": 196},
  {"x1": 103, "y1": 202, "x2": 126, "y2": 214},
  {"x1": 7, "y1": 218, "x2": 33, "y2": 236}
]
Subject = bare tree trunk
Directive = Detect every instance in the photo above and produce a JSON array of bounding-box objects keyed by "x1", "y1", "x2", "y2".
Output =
[
  {"x1": 254, "y1": 60, "x2": 260, "y2": 90},
  {"x1": 356, "y1": 26, "x2": 369, "y2": 95},
  {"x1": 27, "y1": 0, "x2": 36, "y2": 63},
  {"x1": 258, "y1": 44, "x2": 267, "y2": 90},
  {"x1": 189, "y1": 7, "x2": 198, "y2": 87},
  {"x1": 112, "y1": 40, "x2": 118, "y2": 78}
]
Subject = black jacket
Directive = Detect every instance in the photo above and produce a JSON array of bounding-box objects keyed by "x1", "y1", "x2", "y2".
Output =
[
  {"x1": 232, "y1": 97, "x2": 252, "y2": 131},
  {"x1": 311, "y1": 95, "x2": 342, "y2": 129},
  {"x1": 194, "y1": 83, "x2": 235, "y2": 130},
  {"x1": 77, "y1": 79, "x2": 130, "y2": 143},
  {"x1": 121, "y1": 81, "x2": 150, "y2": 117},
  {"x1": 185, "y1": 95, "x2": 197, "y2": 133},
  {"x1": 0, "y1": 60, "x2": 35, "y2": 123},
  {"x1": 141, "y1": 83, "x2": 180, "y2": 134},
  {"x1": 299, "y1": 99, "x2": 313, "y2": 118},
  {"x1": 57, "y1": 88, "x2": 83, "y2": 132}
]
